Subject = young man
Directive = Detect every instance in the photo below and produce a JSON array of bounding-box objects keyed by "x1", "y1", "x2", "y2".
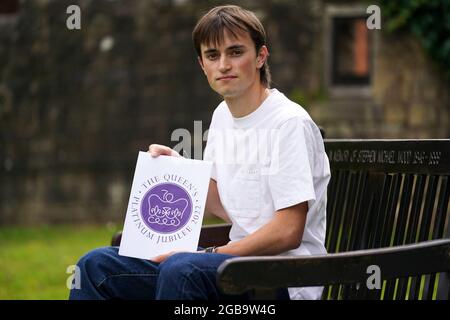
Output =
[{"x1": 69, "y1": 5, "x2": 330, "y2": 300}]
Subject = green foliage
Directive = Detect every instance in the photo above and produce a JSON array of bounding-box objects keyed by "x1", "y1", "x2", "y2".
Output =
[
  {"x1": 379, "y1": 0, "x2": 450, "y2": 77},
  {"x1": 0, "y1": 224, "x2": 120, "y2": 299},
  {"x1": 289, "y1": 87, "x2": 328, "y2": 110},
  {"x1": 0, "y1": 218, "x2": 223, "y2": 299}
]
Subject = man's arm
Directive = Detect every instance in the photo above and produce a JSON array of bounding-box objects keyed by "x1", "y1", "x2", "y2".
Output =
[
  {"x1": 206, "y1": 179, "x2": 231, "y2": 223},
  {"x1": 148, "y1": 144, "x2": 306, "y2": 257},
  {"x1": 215, "y1": 201, "x2": 308, "y2": 256},
  {"x1": 151, "y1": 202, "x2": 307, "y2": 263}
]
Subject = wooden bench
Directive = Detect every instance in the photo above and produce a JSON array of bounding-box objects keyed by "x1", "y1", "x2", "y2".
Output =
[{"x1": 112, "y1": 139, "x2": 450, "y2": 300}]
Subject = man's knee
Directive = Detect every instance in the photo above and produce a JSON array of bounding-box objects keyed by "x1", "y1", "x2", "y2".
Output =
[
  {"x1": 158, "y1": 252, "x2": 216, "y2": 284},
  {"x1": 156, "y1": 253, "x2": 217, "y2": 299},
  {"x1": 77, "y1": 246, "x2": 117, "y2": 274},
  {"x1": 159, "y1": 252, "x2": 197, "y2": 276}
]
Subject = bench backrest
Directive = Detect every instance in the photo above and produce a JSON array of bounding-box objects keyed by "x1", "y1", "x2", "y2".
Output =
[{"x1": 323, "y1": 139, "x2": 450, "y2": 300}]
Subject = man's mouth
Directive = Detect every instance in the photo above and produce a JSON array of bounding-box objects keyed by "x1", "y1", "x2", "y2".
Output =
[{"x1": 217, "y1": 76, "x2": 237, "y2": 80}]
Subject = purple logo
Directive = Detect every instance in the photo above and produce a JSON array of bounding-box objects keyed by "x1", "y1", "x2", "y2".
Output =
[{"x1": 140, "y1": 183, "x2": 192, "y2": 233}]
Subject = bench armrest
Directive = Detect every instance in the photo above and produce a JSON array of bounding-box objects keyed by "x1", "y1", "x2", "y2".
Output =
[
  {"x1": 217, "y1": 238, "x2": 450, "y2": 295},
  {"x1": 198, "y1": 223, "x2": 231, "y2": 248}
]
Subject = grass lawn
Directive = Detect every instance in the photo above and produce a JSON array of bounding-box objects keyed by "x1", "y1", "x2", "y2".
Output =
[{"x1": 0, "y1": 217, "x2": 225, "y2": 300}]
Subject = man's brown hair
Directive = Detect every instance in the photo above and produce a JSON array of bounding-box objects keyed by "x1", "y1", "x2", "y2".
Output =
[{"x1": 192, "y1": 5, "x2": 271, "y2": 88}]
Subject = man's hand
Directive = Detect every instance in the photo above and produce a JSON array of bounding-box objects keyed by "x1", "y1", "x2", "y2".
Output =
[
  {"x1": 150, "y1": 251, "x2": 179, "y2": 263},
  {"x1": 148, "y1": 144, "x2": 181, "y2": 157},
  {"x1": 150, "y1": 250, "x2": 203, "y2": 263}
]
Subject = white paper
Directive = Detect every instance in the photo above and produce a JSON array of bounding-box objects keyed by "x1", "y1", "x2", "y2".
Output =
[{"x1": 118, "y1": 152, "x2": 212, "y2": 259}]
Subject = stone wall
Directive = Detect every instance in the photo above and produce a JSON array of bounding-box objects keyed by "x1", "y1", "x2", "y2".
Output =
[
  {"x1": 0, "y1": 0, "x2": 448, "y2": 225},
  {"x1": 372, "y1": 33, "x2": 449, "y2": 138}
]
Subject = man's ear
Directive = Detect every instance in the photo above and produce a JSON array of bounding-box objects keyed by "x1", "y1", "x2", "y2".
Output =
[
  {"x1": 257, "y1": 45, "x2": 269, "y2": 68},
  {"x1": 197, "y1": 56, "x2": 206, "y2": 75}
]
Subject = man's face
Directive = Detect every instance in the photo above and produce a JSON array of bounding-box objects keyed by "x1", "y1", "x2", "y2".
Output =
[{"x1": 198, "y1": 29, "x2": 267, "y2": 99}]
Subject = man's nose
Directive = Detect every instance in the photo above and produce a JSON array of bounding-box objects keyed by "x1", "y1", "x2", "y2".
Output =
[{"x1": 218, "y1": 55, "x2": 231, "y2": 72}]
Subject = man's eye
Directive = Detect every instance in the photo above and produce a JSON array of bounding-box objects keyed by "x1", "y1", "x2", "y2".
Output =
[
  {"x1": 207, "y1": 54, "x2": 219, "y2": 60},
  {"x1": 231, "y1": 50, "x2": 243, "y2": 56}
]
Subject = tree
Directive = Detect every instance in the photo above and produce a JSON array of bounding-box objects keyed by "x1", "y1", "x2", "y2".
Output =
[{"x1": 380, "y1": 0, "x2": 450, "y2": 78}]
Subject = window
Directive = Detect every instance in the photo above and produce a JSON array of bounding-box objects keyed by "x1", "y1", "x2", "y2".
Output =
[
  {"x1": 324, "y1": 5, "x2": 376, "y2": 96},
  {"x1": 332, "y1": 16, "x2": 370, "y2": 86}
]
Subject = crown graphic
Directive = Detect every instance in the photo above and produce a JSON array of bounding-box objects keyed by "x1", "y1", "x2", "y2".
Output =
[{"x1": 147, "y1": 189, "x2": 189, "y2": 227}]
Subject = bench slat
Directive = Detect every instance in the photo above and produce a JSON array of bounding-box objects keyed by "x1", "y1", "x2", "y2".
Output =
[
  {"x1": 382, "y1": 173, "x2": 402, "y2": 299},
  {"x1": 393, "y1": 174, "x2": 413, "y2": 299}
]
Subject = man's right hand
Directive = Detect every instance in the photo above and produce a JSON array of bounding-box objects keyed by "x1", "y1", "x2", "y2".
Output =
[
  {"x1": 148, "y1": 144, "x2": 181, "y2": 158},
  {"x1": 149, "y1": 144, "x2": 230, "y2": 223}
]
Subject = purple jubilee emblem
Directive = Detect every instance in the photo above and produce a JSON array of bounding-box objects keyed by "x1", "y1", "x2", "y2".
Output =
[{"x1": 140, "y1": 183, "x2": 192, "y2": 233}]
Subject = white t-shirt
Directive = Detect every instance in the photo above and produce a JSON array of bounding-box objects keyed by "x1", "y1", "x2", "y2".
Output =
[{"x1": 203, "y1": 88, "x2": 331, "y2": 300}]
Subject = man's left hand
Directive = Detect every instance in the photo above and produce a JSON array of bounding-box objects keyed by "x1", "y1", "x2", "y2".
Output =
[{"x1": 150, "y1": 250, "x2": 203, "y2": 263}]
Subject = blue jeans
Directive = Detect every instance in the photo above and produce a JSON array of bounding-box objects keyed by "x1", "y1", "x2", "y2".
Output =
[{"x1": 68, "y1": 246, "x2": 290, "y2": 300}]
